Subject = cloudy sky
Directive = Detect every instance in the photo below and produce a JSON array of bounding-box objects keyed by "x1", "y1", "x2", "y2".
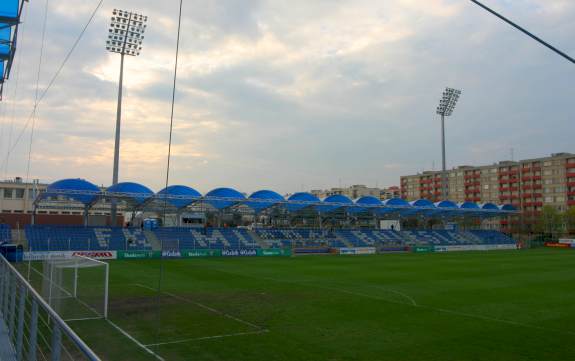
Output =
[{"x1": 0, "y1": 0, "x2": 574, "y2": 195}]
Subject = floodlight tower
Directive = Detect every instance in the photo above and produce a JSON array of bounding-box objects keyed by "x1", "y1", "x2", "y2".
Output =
[
  {"x1": 106, "y1": 9, "x2": 147, "y2": 224},
  {"x1": 435, "y1": 87, "x2": 462, "y2": 200}
]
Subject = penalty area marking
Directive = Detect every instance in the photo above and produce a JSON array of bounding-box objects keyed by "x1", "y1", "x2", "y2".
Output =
[
  {"x1": 132, "y1": 283, "x2": 266, "y2": 332},
  {"x1": 106, "y1": 319, "x2": 166, "y2": 361}
]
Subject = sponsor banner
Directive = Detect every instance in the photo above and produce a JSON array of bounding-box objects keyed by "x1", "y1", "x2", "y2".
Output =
[
  {"x1": 435, "y1": 244, "x2": 516, "y2": 252},
  {"x1": 412, "y1": 246, "x2": 435, "y2": 253},
  {"x1": 256, "y1": 249, "x2": 291, "y2": 257},
  {"x1": 293, "y1": 247, "x2": 330, "y2": 254},
  {"x1": 572, "y1": 243, "x2": 575, "y2": 249},
  {"x1": 558, "y1": 239, "x2": 575, "y2": 245},
  {"x1": 117, "y1": 250, "x2": 161, "y2": 260},
  {"x1": 24, "y1": 251, "x2": 117, "y2": 261},
  {"x1": 181, "y1": 249, "x2": 221, "y2": 258},
  {"x1": 545, "y1": 242, "x2": 571, "y2": 249},
  {"x1": 378, "y1": 247, "x2": 408, "y2": 253},
  {"x1": 222, "y1": 249, "x2": 258, "y2": 257},
  {"x1": 339, "y1": 247, "x2": 376, "y2": 255}
]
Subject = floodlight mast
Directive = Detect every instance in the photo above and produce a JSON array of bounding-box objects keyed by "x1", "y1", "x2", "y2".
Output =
[
  {"x1": 106, "y1": 9, "x2": 147, "y2": 225},
  {"x1": 436, "y1": 87, "x2": 461, "y2": 200}
]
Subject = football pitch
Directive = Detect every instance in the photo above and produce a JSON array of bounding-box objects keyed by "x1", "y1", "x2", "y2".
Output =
[{"x1": 52, "y1": 249, "x2": 575, "y2": 360}]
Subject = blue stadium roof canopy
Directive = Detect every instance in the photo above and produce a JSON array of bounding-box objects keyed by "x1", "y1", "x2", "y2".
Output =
[
  {"x1": 205, "y1": 188, "x2": 245, "y2": 210},
  {"x1": 156, "y1": 185, "x2": 201, "y2": 209},
  {"x1": 246, "y1": 190, "x2": 284, "y2": 212},
  {"x1": 41, "y1": 178, "x2": 100, "y2": 205},
  {"x1": 286, "y1": 192, "x2": 320, "y2": 212},
  {"x1": 37, "y1": 179, "x2": 518, "y2": 217},
  {"x1": 317, "y1": 194, "x2": 354, "y2": 213},
  {"x1": 107, "y1": 182, "x2": 154, "y2": 205},
  {"x1": 0, "y1": 0, "x2": 25, "y2": 100}
]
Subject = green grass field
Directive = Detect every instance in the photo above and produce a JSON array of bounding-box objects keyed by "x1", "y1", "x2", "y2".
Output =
[{"x1": 45, "y1": 249, "x2": 575, "y2": 360}]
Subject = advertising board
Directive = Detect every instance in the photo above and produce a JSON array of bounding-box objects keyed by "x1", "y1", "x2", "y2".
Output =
[
  {"x1": 256, "y1": 249, "x2": 291, "y2": 257},
  {"x1": 338, "y1": 247, "x2": 376, "y2": 255},
  {"x1": 222, "y1": 249, "x2": 258, "y2": 257},
  {"x1": 378, "y1": 246, "x2": 408, "y2": 253},
  {"x1": 544, "y1": 242, "x2": 571, "y2": 249},
  {"x1": 117, "y1": 251, "x2": 161, "y2": 260},
  {"x1": 24, "y1": 251, "x2": 117, "y2": 261},
  {"x1": 181, "y1": 249, "x2": 221, "y2": 257},
  {"x1": 412, "y1": 246, "x2": 434, "y2": 253},
  {"x1": 558, "y1": 239, "x2": 575, "y2": 245},
  {"x1": 434, "y1": 244, "x2": 516, "y2": 252}
]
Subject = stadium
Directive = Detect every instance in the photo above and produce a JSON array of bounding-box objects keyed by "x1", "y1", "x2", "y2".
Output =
[{"x1": 1, "y1": 0, "x2": 575, "y2": 361}]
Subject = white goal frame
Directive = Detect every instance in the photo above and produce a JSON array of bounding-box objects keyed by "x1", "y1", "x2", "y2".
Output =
[{"x1": 42, "y1": 255, "x2": 110, "y2": 319}]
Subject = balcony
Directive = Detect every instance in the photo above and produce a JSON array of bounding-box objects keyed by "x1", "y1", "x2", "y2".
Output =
[
  {"x1": 566, "y1": 163, "x2": 575, "y2": 169},
  {"x1": 499, "y1": 195, "x2": 510, "y2": 200},
  {"x1": 533, "y1": 184, "x2": 542, "y2": 189},
  {"x1": 568, "y1": 191, "x2": 575, "y2": 196},
  {"x1": 499, "y1": 179, "x2": 510, "y2": 184},
  {"x1": 532, "y1": 176, "x2": 542, "y2": 181},
  {"x1": 568, "y1": 182, "x2": 575, "y2": 187},
  {"x1": 522, "y1": 184, "x2": 532, "y2": 190},
  {"x1": 509, "y1": 178, "x2": 519, "y2": 184},
  {"x1": 522, "y1": 176, "x2": 532, "y2": 181},
  {"x1": 567, "y1": 173, "x2": 575, "y2": 179},
  {"x1": 521, "y1": 167, "x2": 531, "y2": 173},
  {"x1": 569, "y1": 200, "x2": 575, "y2": 206},
  {"x1": 532, "y1": 166, "x2": 541, "y2": 172}
]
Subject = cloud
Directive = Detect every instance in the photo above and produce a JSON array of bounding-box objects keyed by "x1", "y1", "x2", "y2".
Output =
[{"x1": 1, "y1": 0, "x2": 574, "y2": 195}]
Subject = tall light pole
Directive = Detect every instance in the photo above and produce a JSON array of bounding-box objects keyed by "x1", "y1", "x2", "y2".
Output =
[
  {"x1": 106, "y1": 9, "x2": 147, "y2": 224},
  {"x1": 436, "y1": 87, "x2": 462, "y2": 200}
]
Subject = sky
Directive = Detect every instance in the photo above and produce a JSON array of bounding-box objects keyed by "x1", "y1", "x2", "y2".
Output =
[{"x1": 0, "y1": 0, "x2": 574, "y2": 195}]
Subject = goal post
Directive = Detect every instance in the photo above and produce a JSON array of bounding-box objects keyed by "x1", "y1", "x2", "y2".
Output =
[{"x1": 39, "y1": 255, "x2": 109, "y2": 320}]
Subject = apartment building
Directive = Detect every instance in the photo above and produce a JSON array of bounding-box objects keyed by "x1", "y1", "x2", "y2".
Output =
[
  {"x1": 400, "y1": 153, "x2": 575, "y2": 220},
  {"x1": 310, "y1": 185, "x2": 399, "y2": 201}
]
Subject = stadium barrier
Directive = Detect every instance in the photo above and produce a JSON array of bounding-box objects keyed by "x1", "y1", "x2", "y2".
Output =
[
  {"x1": 337, "y1": 247, "x2": 376, "y2": 255},
  {"x1": 0, "y1": 254, "x2": 101, "y2": 360}
]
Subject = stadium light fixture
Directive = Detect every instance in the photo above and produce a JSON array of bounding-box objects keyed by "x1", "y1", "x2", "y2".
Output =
[
  {"x1": 106, "y1": 9, "x2": 147, "y2": 225},
  {"x1": 436, "y1": 87, "x2": 462, "y2": 200}
]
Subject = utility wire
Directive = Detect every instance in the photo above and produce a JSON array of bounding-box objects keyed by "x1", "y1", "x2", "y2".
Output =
[
  {"x1": 469, "y1": 0, "x2": 575, "y2": 65},
  {"x1": 156, "y1": 0, "x2": 184, "y2": 352},
  {"x1": 0, "y1": 0, "x2": 105, "y2": 171},
  {"x1": 26, "y1": 0, "x2": 50, "y2": 184}
]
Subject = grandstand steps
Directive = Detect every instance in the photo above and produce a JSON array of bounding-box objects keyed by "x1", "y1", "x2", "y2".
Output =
[
  {"x1": 144, "y1": 230, "x2": 162, "y2": 251},
  {"x1": 337, "y1": 236, "x2": 354, "y2": 248},
  {"x1": 248, "y1": 230, "x2": 270, "y2": 249}
]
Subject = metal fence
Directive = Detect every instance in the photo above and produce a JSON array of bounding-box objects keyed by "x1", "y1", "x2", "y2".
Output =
[{"x1": 0, "y1": 255, "x2": 101, "y2": 361}]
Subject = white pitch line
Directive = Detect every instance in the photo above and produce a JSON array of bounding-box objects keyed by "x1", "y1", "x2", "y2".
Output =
[
  {"x1": 106, "y1": 319, "x2": 165, "y2": 361},
  {"x1": 201, "y1": 267, "x2": 575, "y2": 337},
  {"x1": 132, "y1": 283, "x2": 264, "y2": 331},
  {"x1": 144, "y1": 329, "x2": 269, "y2": 347}
]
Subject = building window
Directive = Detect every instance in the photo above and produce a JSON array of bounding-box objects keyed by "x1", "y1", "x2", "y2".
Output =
[
  {"x1": 544, "y1": 161, "x2": 552, "y2": 166},
  {"x1": 3, "y1": 188, "x2": 13, "y2": 199},
  {"x1": 545, "y1": 196, "x2": 553, "y2": 203},
  {"x1": 15, "y1": 189, "x2": 25, "y2": 199}
]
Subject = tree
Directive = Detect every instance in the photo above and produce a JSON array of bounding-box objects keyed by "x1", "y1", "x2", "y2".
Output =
[
  {"x1": 564, "y1": 207, "x2": 575, "y2": 235},
  {"x1": 534, "y1": 206, "x2": 563, "y2": 238}
]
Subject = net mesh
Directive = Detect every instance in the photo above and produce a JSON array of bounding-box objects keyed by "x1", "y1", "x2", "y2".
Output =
[{"x1": 37, "y1": 256, "x2": 108, "y2": 320}]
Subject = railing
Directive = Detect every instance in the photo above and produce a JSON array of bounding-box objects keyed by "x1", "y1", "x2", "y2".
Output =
[{"x1": 0, "y1": 255, "x2": 101, "y2": 361}]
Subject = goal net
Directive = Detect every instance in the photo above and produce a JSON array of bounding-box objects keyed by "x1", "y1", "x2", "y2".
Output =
[{"x1": 39, "y1": 256, "x2": 109, "y2": 320}]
